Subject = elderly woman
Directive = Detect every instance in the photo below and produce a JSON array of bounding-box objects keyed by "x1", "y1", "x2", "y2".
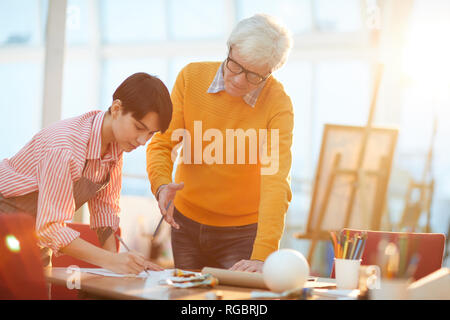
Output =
[{"x1": 147, "y1": 14, "x2": 294, "y2": 272}]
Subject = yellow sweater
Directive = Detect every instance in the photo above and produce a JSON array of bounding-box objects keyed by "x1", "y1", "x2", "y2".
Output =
[{"x1": 146, "y1": 62, "x2": 293, "y2": 261}]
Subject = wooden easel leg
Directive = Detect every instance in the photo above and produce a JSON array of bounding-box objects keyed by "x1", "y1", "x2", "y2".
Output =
[
  {"x1": 371, "y1": 156, "x2": 388, "y2": 230},
  {"x1": 342, "y1": 177, "x2": 357, "y2": 229},
  {"x1": 399, "y1": 180, "x2": 414, "y2": 231},
  {"x1": 307, "y1": 154, "x2": 341, "y2": 265},
  {"x1": 425, "y1": 180, "x2": 434, "y2": 233}
]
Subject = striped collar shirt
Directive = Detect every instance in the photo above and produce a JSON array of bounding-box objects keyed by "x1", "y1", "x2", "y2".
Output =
[
  {"x1": 0, "y1": 111, "x2": 123, "y2": 255},
  {"x1": 207, "y1": 62, "x2": 265, "y2": 107}
]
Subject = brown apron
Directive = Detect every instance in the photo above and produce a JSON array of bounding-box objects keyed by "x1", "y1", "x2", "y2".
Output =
[{"x1": 0, "y1": 173, "x2": 110, "y2": 267}]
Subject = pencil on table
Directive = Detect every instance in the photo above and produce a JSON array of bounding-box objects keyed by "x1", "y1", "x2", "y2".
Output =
[
  {"x1": 349, "y1": 234, "x2": 359, "y2": 260},
  {"x1": 356, "y1": 232, "x2": 367, "y2": 260},
  {"x1": 334, "y1": 232, "x2": 343, "y2": 259},
  {"x1": 353, "y1": 232, "x2": 365, "y2": 260},
  {"x1": 346, "y1": 239, "x2": 354, "y2": 259},
  {"x1": 352, "y1": 236, "x2": 362, "y2": 259},
  {"x1": 342, "y1": 234, "x2": 349, "y2": 259},
  {"x1": 330, "y1": 231, "x2": 338, "y2": 258},
  {"x1": 335, "y1": 234, "x2": 342, "y2": 259}
]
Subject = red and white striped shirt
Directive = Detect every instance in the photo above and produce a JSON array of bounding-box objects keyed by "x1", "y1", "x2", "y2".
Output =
[{"x1": 0, "y1": 111, "x2": 123, "y2": 254}]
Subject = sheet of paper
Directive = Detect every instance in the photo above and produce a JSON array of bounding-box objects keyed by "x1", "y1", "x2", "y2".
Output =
[
  {"x1": 304, "y1": 280, "x2": 337, "y2": 288},
  {"x1": 78, "y1": 268, "x2": 175, "y2": 279},
  {"x1": 312, "y1": 288, "x2": 360, "y2": 299}
]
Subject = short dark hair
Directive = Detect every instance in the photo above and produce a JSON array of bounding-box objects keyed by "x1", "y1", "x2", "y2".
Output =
[{"x1": 111, "y1": 72, "x2": 172, "y2": 133}]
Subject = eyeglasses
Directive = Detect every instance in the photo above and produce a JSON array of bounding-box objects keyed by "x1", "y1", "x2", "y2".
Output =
[{"x1": 225, "y1": 55, "x2": 270, "y2": 85}]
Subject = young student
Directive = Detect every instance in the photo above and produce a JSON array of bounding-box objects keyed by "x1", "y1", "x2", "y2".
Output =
[{"x1": 0, "y1": 72, "x2": 171, "y2": 274}]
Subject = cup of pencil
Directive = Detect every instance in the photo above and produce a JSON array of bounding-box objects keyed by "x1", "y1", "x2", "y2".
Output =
[{"x1": 330, "y1": 231, "x2": 367, "y2": 290}]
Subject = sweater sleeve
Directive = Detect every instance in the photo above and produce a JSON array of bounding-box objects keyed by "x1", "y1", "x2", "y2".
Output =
[
  {"x1": 146, "y1": 66, "x2": 187, "y2": 195},
  {"x1": 251, "y1": 97, "x2": 294, "y2": 261}
]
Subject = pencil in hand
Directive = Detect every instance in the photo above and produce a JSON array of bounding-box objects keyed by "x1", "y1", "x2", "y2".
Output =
[
  {"x1": 115, "y1": 234, "x2": 130, "y2": 252},
  {"x1": 115, "y1": 234, "x2": 150, "y2": 275},
  {"x1": 152, "y1": 200, "x2": 173, "y2": 240}
]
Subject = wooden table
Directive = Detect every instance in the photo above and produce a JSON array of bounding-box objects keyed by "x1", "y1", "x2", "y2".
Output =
[{"x1": 45, "y1": 267, "x2": 338, "y2": 300}]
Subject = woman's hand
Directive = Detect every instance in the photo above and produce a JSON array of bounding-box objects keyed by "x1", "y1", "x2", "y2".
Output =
[
  {"x1": 105, "y1": 251, "x2": 164, "y2": 274},
  {"x1": 144, "y1": 260, "x2": 165, "y2": 272},
  {"x1": 60, "y1": 237, "x2": 164, "y2": 275}
]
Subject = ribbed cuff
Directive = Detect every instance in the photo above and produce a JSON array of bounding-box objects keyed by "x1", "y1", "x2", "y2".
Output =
[
  {"x1": 151, "y1": 178, "x2": 172, "y2": 197},
  {"x1": 250, "y1": 243, "x2": 278, "y2": 261},
  {"x1": 155, "y1": 184, "x2": 168, "y2": 201}
]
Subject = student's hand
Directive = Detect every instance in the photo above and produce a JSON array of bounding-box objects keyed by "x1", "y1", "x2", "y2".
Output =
[
  {"x1": 157, "y1": 182, "x2": 184, "y2": 230},
  {"x1": 106, "y1": 251, "x2": 163, "y2": 275},
  {"x1": 144, "y1": 260, "x2": 164, "y2": 272},
  {"x1": 229, "y1": 259, "x2": 264, "y2": 273}
]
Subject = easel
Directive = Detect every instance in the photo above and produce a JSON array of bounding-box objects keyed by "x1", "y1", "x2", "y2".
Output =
[
  {"x1": 294, "y1": 64, "x2": 397, "y2": 265},
  {"x1": 398, "y1": 117, "x2": 437, "y2": 233}
]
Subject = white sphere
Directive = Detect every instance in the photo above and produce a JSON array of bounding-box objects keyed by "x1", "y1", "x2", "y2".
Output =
[{"x1": 263, "y1": 249, "x2": 310, "y2": 293}]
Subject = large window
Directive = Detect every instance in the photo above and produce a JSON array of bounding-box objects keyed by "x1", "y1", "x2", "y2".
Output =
[
  {"x1": 1, "y1": 0, "x2": 448, "y2": 248},
  {"x1": 0, "y1": 0, "x2": 47, "y2": 158},
  {"x1": 0, "y1": 0, "x2": 381, "y2": 206}
]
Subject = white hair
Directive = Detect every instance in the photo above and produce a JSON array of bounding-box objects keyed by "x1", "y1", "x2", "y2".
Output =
[{"x1": 227, "y1": 14, "x2": 293, "y2": 72}]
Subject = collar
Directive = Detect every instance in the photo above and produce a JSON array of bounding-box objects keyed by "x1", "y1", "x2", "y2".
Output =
[
  {"x1": 86, "y1": 111, "x2": 121, "y2": 162},
  {"x1": 207, "y1": 62, "x2": 265, "y2": 107}
]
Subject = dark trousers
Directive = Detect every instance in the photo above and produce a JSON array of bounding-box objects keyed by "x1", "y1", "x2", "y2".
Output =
[{"x1": 171, "y1": 207, "x2": 257, "y2": 270}]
